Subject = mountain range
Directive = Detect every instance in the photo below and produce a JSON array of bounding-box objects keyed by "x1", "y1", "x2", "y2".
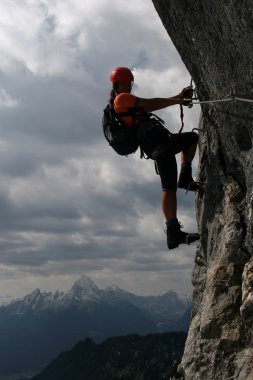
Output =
[{"x1": 0, "y1": 274, "x2": 190, "y2": 377}]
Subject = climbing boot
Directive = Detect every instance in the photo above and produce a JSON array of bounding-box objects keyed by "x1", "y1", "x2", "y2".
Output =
[
  {"x1": 166, "y1": 220, "x2": 200, "y2": 250},
  {"x1": 178, "y1": 163, "x2": 199, "y2": 192}
]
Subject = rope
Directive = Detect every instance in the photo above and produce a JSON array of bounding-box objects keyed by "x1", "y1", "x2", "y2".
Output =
[
  {"x1": 179, "y1": 103, "x2": 184, "y2": 133},
  {"x1": 178, "y1": 84, "x2": 253, "y2": 133},
  {"x1": 192, "y1": 98, "x2": 233, "y2": 105},
  {"x1": 184, "y1": 79, "x2": 253, "y2": 105},
  {"x1": 234, "y1": 96, "x2": 253, "y2": 103},
  {"x1": 184, "y1": 95, "x2": 253, "y2": 106},
  {"x1": 179, "y1": 90, "x2": 253, "y2": 133}
]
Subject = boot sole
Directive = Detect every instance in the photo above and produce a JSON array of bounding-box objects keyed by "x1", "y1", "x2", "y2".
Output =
[
  {"x1": 186, "y1": 234, "x2": 200, "y2": 245},
  {"x1": 168, "y1": 234, "x2": 200, "y2": 250},
  {"x1": 178, "y1": 180, "x2": 200, "y2": 192},
  {"x1": 168, "y1": 243, "x2": 179, "y2": 250}
]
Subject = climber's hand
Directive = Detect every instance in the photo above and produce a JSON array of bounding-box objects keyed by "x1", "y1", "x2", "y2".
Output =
[{"x1": 180, "y1": 86, "x2": 193, "y2": 108}]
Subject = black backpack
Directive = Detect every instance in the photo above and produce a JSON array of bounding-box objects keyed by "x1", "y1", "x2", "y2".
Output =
[
  {"x1": 102, "y1": 101, "x2": 171, "y2": 159},
  {"x1": 102, "y1": 101, "x2": 140, "y2": 156}
]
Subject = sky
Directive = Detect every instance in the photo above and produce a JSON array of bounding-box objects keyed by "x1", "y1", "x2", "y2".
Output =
[{"x1": 0, "y1": 0, "x2": 201, "y2": 301}]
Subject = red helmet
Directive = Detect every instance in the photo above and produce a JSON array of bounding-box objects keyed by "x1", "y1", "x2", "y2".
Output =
[{"x1": 110, "y1": 67, "x2": 134, "y2": 84}]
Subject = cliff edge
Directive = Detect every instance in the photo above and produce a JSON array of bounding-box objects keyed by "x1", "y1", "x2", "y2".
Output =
[{"x1": 152, "y1": 1, "x2": 253, "y2": 379}]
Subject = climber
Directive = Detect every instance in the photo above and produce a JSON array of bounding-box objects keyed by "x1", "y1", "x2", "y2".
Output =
[{"x1": 108, "y1": 67, "x2": 200, "y2": 249}]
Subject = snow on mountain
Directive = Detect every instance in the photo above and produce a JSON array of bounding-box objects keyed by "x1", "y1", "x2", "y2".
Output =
[
  {"x1": 2, "y1": 274, "x2": 190, "y2": 321},
  {"x1": 5, "y1": 275, "x2": 101, "y2": 315},
  {"x1": 103, "y1": 285, "x2": 190, "y2": 316},
  {"x1": 68, "y1": 274, "x2": 102, "y2": 302}
]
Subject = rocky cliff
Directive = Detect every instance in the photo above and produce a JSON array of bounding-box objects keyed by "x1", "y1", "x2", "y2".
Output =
[{"x1": 152, "y1": 1, "x2": 253, "y2": 379}]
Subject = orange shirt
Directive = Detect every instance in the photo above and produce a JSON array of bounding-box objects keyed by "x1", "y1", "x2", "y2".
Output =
[{"x1": 113, "y1": 93, "x2": 137, "y2": 126}]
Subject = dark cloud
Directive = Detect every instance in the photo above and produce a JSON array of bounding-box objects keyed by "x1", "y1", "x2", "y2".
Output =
[{"x1": 0, "y1": 0, "x2": 200, "y2": 298}]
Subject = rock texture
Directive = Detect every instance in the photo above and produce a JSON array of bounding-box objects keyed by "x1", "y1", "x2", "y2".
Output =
[{"x1": 152, "y1": 1, "x2": 253, "y2": 379}]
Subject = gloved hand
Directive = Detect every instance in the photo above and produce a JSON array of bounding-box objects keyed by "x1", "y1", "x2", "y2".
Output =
[{"x1": 180, "y1": 86, "x2": 193, "y2": 107}]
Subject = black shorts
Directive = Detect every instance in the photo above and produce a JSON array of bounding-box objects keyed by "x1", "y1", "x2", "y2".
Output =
[{"x1": 155, "y1": 132, "x2": 198, "y2": 191}]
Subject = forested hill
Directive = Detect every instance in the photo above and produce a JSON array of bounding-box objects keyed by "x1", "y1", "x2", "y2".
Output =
[{"x1": 31, "y1": 332, "x2": 186, "y2": 380}]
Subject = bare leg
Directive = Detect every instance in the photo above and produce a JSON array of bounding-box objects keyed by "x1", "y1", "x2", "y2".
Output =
[
  {"x1": 178, "y1": 141, "x2": 199, "y2": 191},
  {"x1": 162, "y1": 190, "x2": 177, "y2": 221},
  {"x1": 181, "y1": 141, "x2": 198, "y2": 163}
]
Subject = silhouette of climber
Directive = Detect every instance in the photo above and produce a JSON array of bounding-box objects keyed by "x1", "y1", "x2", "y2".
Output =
[{"x1": 109, "y1": 67, "x2": 200, "y2": 249}]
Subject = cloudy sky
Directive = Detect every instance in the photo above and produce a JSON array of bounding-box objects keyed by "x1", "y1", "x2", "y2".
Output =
[{"x1": 0, "y1": 0, "x2": 201, "y2": 301}]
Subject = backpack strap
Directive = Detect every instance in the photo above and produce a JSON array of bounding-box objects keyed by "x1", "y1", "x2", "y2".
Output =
[{"x1": 110, "y1": 99, "x2": 148, "y2": 128}]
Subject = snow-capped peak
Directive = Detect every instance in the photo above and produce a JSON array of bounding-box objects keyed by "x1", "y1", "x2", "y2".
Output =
[
  {"x1": 0, "y1": 274, "x2": 191, "y2": 318},
  {"x1": 72, "y1": 274, "x2": 98, "y2": 291},
  {"x1": 69, "y1": 274, "x2": 101, "y2": 302}
]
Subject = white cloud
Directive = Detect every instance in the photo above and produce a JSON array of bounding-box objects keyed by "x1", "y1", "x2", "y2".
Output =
[
  {"x1": 0, "y1": 0, "x2": 90, "y2": 78},
  {"x1": 0, "y1": 0, "x2": 186, "y2": 80},
  {"x1": 133, "y1": 67, "x2": 190, "y2": 97}
]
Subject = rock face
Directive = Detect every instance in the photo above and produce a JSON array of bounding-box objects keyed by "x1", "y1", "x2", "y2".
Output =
[{"x1": 152, "y1": 1, "x2": 253, "y2": 379}]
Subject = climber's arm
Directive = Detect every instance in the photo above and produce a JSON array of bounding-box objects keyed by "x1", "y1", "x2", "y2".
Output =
[{"x1": 136, "y1": 95, "x2": 183, "y2": 113}]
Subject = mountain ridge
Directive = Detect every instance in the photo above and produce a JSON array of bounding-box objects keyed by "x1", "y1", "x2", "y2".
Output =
[
  {"x1": 0, "y1": 274, "x2": 190, "y2": 377},
  {"x1": 3, "y1": 274, "x2": 190, "y2": 318},
  {"x1": 31, "y1": 332, "x2": 187, "y2": 380}
]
